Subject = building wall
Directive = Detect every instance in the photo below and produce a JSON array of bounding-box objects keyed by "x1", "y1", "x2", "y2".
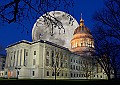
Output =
[{"x1": 4, "y1": 40, "x2": 106, "y2": 79}]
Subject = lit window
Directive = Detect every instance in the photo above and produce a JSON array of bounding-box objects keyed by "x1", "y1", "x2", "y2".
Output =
[{"x1": 81, "y1": 43, "x2": 83, "y2": 46}]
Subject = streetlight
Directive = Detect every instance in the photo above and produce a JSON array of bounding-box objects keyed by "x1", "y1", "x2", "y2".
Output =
[{"x1": 15, "y1": 67, "x2": 21, "y2": 79}]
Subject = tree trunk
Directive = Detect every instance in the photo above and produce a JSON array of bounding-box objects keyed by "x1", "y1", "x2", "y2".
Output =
[
  {"x1": 113, "y1": 70, "x2": 117, "y2": 79},
  {"x1": 107, "y1": 73, "x2": 111, "y2": 80}
]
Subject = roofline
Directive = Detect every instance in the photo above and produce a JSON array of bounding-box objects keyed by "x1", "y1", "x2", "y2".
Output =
[
  {"x1": 6, "y1": 39, "x2": 81, "y2": 56},
  {"x1": 7, "y1": 40, "x2": 31, "y2": 48},
  {"x1": 32, "y1": 40, "x2": 70, "y2": 51}
]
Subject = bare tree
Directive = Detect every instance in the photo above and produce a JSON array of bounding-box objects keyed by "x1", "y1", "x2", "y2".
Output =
[
  {"x1": 93, "y1": 0, "x2": 120, "y2": 40},
  {"x1": 0, "y1": 0, "x2": 74, "y2": 35},
  {"x1": 92, "y1": 0, "x2": 120, "y2": 79},
  {"x1": 92, "y1": 25, "x2": 120, "y2": 79}
]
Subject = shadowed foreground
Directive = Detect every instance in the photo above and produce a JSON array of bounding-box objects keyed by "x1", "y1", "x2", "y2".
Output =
[{"x1": 0, "y1": 79, "x2": 120, "y2": 85}]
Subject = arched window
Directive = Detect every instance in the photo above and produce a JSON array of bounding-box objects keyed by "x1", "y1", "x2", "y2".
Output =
[{"x1": 47, "y1": 71, "x2": 49, "y2": 76}]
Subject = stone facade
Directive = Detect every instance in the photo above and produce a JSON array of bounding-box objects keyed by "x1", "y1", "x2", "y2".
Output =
[{"x1": 4, "y1": 40, "x2": 107, "y2": 79}]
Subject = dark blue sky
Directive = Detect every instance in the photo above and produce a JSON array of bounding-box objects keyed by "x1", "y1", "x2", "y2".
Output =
[{"x1": 0, "y1": 0, "x2": 104, "y2": 55}]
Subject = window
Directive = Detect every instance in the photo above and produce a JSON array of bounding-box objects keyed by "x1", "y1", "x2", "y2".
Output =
[
  {"x1": 57, "y1": 72, "x2": 59, "y2": 76},
  {"x1": 61, "y1": 62, "x2": 63, "y2": 67},
  {"x1": 65, "y1": 62, "x2": 67, "y2": 68},
  {"x1": 76, "y1": 66, "x2": 78, "y2": 70},
  {"x1": 62, "y1": 73, "x2": 63, "y2": 76},
  {"x1": 100, "y1": 75, "x2": 102, "y2": 78},
  {"x1": 71, "y1": 59, "x2": 72, "y2": 62},
  {"x1": 71, "y1": 73, "x2": 72, "y2": 77},
  {"x1": 94, "y1": 75, "x2": 95, "y2": 77},
  {"x1": 78, "y1": 66, "x2": 80, "y2": 70},
  {"x1": 5, "y1": 72, "x2": 7, "y2": 75},
  {"x1": 74, "y1": 74, "x2": 75, "y2": 77},
  {"x1": 46, "y1": 58, "x2": 49, "y2": 66},
  {"x1": 73, "y1": 65, "x2": 75, "y2": 70},
  {"x1": 47, "y1": 71, "x2": 49, "y2": 76},
  {"x1": 77, "y1": 74, "x2": 78, "y2": 77},
  {"x1": 52, "y1": 72, "x2": 54, "y2": 76},
  {"x1": 79, "y1": 74, "x2": 80, "y2": 77},
  {"x1": 46, "y1": 51, "x2": 49, "y2": 56},
  {"x1": 76, "y1": 60, "x2": 77, "y2": 63},
  {"x1": 34, "y1": 51, "x2": 36, "y2": 55},
  {"x1": 32, "y1": 71, "x2": 35, "y2": 76},
  {"x1": 81, "y1": 43, "x2": 83, "y2": 46},
  {"x1": 71, "y1": 65, "x2": 72, "y2": 69},
  {"x1": 18, "y1": 71, "x2": 19, "y2": 75},
  {"x1": 74, "y1": 59, "x2": 75, "y2": 63}
]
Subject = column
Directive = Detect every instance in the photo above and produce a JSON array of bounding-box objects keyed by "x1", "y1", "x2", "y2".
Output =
[
  {"x1": 16, "y1": 50, "x2": 19, "y2": 66},
  {"x1": 14, "y1": 51, "x2": 17, "y2": 67},
  {"x1": 21, "y1": 49, "x2": 24, "y2": 66},
  {"x1": 5, "y1": 52, "x2": 9, "y2": 68},
  {"x1": 18, "y1": 50, "x2": 20, "y2": 66}
]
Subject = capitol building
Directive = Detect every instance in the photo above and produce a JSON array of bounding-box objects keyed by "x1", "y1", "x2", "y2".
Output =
[{"x1": 4, "y1": 11, "x2": 107, "y2": 79}]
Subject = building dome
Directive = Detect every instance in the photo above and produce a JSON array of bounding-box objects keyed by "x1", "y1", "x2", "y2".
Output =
[
  {"x1": 73, "y1": 19, "x2": 91, "y2": 35},
  {"x1": 70, "y1": 15, "x2": 94, "y2": 55}
]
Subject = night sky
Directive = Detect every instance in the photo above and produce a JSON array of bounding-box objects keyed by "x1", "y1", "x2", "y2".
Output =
[{"x1": 0, "y1": 0, "x2": 104, "y2": 55}]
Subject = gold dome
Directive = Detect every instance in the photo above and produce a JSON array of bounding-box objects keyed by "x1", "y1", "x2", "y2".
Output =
[
  {"x1": 73, "y1": 16, "x2": 91, "y2": 35},
  {"x1": 70, "y1": 15, "x2": 94, "y2": 55}
]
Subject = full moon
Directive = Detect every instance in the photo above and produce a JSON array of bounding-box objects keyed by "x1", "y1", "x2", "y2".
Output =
[{"x1": 32, "y1": 11, "x2": 79, "y2": 49}]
